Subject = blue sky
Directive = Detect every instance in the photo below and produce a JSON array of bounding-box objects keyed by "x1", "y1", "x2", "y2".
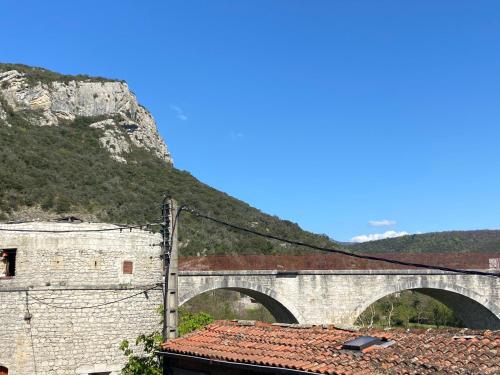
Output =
[{"x1": 1, "y1": 1, "x2": 500, "y2": 241}]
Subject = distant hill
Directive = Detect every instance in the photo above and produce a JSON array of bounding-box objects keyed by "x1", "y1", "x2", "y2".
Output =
[{"x1": 348, "y1": 230, "x2": 500, "y2": 253}]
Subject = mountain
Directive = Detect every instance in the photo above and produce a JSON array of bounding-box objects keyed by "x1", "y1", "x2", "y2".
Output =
[
  {"x1": 348, "y1": 230, "x2": 500, "y2": 254},
  {"x1": 0, "y1": 63, "x2": 171, "y2": 163},
  {"x1": 0, "y1": 63, "x2": 334, "y2": 256},
  {"x1": 1, "y1": 63, "x2": 497, "y2": 257}
]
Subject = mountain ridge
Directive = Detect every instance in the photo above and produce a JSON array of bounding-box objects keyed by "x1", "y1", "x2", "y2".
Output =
[
  {"x1": 349, "y1": 229, "x2": 500, "y2": 254},
  {"x1": 0, "y1": 63, "x2": 171, "y2": 164}
]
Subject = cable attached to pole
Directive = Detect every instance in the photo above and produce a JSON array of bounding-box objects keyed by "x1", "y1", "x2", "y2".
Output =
[
  {"x1": 0, "y1": 222, "x2": 161, "y2": 233},
  {"x1": 28, "y1": 285, "x2": 161, "y2": 310},
  {"x1": 181, "y1": 206, "x2": 500, "y2": 278}
]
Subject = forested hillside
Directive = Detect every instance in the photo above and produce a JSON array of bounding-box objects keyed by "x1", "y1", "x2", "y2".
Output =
[
  {"x1": 349, "y1": 230, "x2": 500, "y2": 254},
  {"x1": 0, "y1": 110, "x2": 333, "y2": 256}
]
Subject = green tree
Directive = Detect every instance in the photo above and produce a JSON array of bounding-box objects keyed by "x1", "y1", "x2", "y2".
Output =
[
  {"x1": 120, "y1": 332, "x2": 162, "y2": 375},
  {"x1": 430, "y1": 300, "x2": 456, "y2": 328},
  {"x1": 120, "y1": 309, "x2": 214, "y2": 374},
  {"x1": 178, "y1": 308, "x2": 214, "y2": 336},
  {"x1": 395, "y1": 303, "x2": 414, "y2": 328}
]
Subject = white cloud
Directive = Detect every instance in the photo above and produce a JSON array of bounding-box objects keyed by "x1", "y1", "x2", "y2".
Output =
[
  {"x1": 369, "y1": 219, "x2": 396, "y2": 227},
  {"x1": 350, "y1": 230, "x2": 409, "y2": 243},
  {"x1": 170, "y1": 104, "x2": 188, "y2": 121},
  {"x1": 228, "y1": 132, "x2": 245, "y2": 142},
  {"x1": 230, "y1": 132, "x2": 244, "y2": 140}
]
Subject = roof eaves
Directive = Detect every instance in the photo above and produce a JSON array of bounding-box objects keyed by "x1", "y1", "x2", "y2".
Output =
[{"x1": 158, "y1": 351, "x2": 325, "y2": 375}]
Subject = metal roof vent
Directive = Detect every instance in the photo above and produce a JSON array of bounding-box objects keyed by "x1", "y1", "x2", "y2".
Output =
[{"x1": 342, "y1": 336, "x2": 383, "y2": 351}]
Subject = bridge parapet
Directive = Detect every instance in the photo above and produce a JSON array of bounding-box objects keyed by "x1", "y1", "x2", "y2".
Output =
[{"x1": 180, "y1": 253, "x2": 500, "y2": 272}]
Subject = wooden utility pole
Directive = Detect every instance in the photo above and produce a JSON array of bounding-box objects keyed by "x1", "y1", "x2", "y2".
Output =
[{"x1": 161, "y1": 197, "x2": 179, "y2": 374}]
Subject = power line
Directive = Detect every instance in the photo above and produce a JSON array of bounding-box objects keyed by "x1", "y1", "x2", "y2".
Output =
[
  {"x1": 181, "y1": 206, "x2": 500, "y2": 278},
  {"x1": 0, "y1": 222, "x2": 161, "y2": 233},
  {"x1": 0, "y1": 285, "x2": 162, "y2": 293},
  {"x1": 28, "y1": 284, "x2": 161, "y2": 310},
  {"x1": 17, "y1": 241, "x2": 160, "y2": 247},
  {"x1": 25, "y1": 291, "x2": 38, "y2": 375}
]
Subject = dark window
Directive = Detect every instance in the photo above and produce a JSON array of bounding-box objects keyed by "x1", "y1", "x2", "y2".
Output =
[
  {"x1": 1, "y1": 249, "x2": 16, "y2": 277},
  {"x1": 89, "y1": 372, "x2": 110, "y2": 375},
  {"x1": 123, "y1": 261, "x2": 133, "y2": 274}
]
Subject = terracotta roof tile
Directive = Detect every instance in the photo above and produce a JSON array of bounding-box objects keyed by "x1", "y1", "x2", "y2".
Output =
[{"x1": 161, "y1": 320, "x2": 500, "y2": 374}]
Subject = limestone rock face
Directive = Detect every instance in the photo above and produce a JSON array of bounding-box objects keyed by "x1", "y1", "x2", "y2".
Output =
[
  {"x1": 89, "y1": 119, "x2": 131, "y2": 163},
  {"x1": 0, "y1": 69, "x2": 172, "y2": 164},
  {"x1": 0, "y1": 99, "x2": 6, "y2": 122}
]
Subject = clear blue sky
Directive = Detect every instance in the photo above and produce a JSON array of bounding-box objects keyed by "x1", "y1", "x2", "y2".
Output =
[{"x1": 1, "y1": 1, "x2": 499, "y2": 241}]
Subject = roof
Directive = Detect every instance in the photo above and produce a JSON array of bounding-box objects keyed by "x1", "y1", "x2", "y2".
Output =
[{"x1": 161, "y1": 320, "x2": 500, "y2": 374}]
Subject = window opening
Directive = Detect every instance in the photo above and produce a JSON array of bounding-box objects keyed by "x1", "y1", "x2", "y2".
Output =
[{"x1": 1, "y1": 249, "x2": 16, "y2": 277}]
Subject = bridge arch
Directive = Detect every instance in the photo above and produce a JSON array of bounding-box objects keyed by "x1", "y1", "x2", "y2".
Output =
[
  {"x1": 179, "y1": 279, "x2": 303, "y2": 324},
  {"x1": 354, "y1": 278, "x2": 500, "y2": 330}
]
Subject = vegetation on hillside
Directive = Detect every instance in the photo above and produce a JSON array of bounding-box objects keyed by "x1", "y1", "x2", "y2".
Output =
[
  {"x1": 0, "y1": 63, "x2": 121, "y2": 85},
  {"x1": 0, "y1": 106, "x2": 334, "y2": 256},
  {"x1": 182, "y1": 290, "x2": 276, "y2": 323},
  {"x1": 349, "y1": 230, "x2": 500, "y2": 254}
]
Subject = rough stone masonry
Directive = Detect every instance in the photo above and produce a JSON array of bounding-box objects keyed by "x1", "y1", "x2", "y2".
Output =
[{"x1": 0, "y1": 222, "x2": 162, "y2": 375}]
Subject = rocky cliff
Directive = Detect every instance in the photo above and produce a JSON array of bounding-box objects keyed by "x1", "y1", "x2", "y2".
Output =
[{"x1": 0, "y1": 64, "x2": 172, "y2": 164}]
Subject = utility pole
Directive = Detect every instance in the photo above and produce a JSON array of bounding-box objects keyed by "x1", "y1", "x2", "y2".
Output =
[{"x1": 161, "y1": 196, "x2": 179, "y2": 374}]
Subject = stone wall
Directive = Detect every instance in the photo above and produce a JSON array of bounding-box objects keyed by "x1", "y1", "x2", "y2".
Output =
[{"x1": 0, "y1": 222, "x2": 163, "y2": 375}]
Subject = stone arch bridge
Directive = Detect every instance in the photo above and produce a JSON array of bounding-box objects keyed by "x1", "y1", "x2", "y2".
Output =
[{"x1": 178, "y1": 254, "x2": 500, "y2": 329}]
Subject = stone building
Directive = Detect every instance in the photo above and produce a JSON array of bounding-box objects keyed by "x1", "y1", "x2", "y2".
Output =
[{"x1": 0, "y1": 222, "x2": 163, "y2": 375}]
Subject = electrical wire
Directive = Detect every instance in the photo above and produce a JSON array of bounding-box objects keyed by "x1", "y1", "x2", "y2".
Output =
[
  {"x1": 25, "y1": 291, "x2": 38, "y2": 375},
  {"x1": 181, "y1": 206, "x2": 500, "y2": 278},
  {"x1": 0, "y1": 222, "x2": 161, "y2": 233},
  {"x1": 170, "y1": 204, "x2": 185, "y2": 255},
  {"x1": 28, "y1": 284, "x2": 161, "y2": 310}
]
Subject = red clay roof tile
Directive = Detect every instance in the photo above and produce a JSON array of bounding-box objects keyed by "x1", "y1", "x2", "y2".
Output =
[{"x1": 161, "y1": 320, "x2": 500, "y2": 374}]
